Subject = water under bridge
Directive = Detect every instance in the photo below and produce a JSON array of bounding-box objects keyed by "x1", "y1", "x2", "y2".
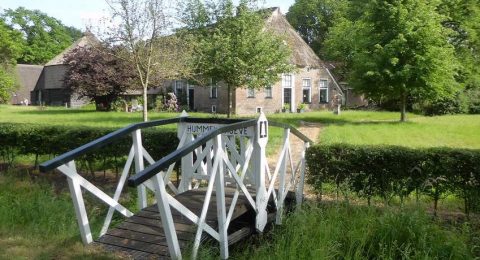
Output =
[{"x1": 40, "y1": 112, "x2": 312, "y2": 259}]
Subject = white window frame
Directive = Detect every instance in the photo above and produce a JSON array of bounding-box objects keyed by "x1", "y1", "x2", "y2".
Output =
[
  {"x1": 319, "y1": 79, "x2": 329, "y2": 103},
  {"x1": 210, "y1": 82, "x2": 217, "y2": 99},
  {"x1": 247, "y1": 88, "x2": 255, "y2": 98},
  {"x1": 264, "y1": 85, "x2": 272, "y2": 98},
  {"x1": 302, "y1": 78, "x2": 312, "y2": 103},
  {"x1": 174, "y1": 80, "x2": 184, "y2": 96},
  {"x1": 211, "y1": 105, "x2": 217, "y2": 113}
]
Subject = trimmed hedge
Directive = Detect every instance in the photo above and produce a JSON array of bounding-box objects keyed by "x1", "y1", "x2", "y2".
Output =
[
  {"x1": 0, "y1": 123, "x2": 178, "y2": 172},
  {"x1": 306, "y1": 144, "x2": 480, "y2": 214}
]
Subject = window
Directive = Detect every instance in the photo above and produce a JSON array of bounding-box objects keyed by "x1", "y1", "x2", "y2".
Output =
[
  {"x1": 175, "y1": 80, "x2": 184, "y2": 96},
  {"x1": 264, "y1": 85, "x2": 272, "y2": 98},
  {"x1": 247, "y1": 88, "x2": 255, "y2": 98},
  {"x1": 302, "y1": 78, "x2": 311, "y2": 103},
  {"x1": 282, "y1": 74, "x2": 292, "y2": 88},
  {"x1": 211, "y1": 105, "x2": 216, "y2": 113},
  {"x1": 256, "y1": 107, "x2": 262, "y2": 113},
  {"x1": 210, "y1": 80, "x2": 217, "y2": 99},
  {"x1": 319, "y1": 79, "x2": 328, "y2": 103}
]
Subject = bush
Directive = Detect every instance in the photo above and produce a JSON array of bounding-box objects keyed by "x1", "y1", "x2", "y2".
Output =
[
  {"x1": 306, "y1": 144, "x2": 480, "y2": 214},
  {"x1": 0, "y1": 123, "x2": 178, "y2": 171}
]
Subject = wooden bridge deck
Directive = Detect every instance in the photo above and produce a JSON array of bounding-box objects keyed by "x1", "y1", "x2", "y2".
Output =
[{"x1": 96, "y1": 188, "x2": 293, "y2": 259}]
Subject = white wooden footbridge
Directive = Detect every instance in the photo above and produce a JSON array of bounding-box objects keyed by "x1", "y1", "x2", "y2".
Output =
[{"x1": 40, "y1": 112, "x2": 312, "y2": 259}]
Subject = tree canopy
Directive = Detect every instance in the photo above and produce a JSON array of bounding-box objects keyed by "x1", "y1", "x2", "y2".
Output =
[
  {"x1": 323, "y1": 0, "x2": 460, "y2": 121},
  {"x1": 63, "y1": 45, "x2": 137, "y2": 111},
  {"x1": 183, "y1": 0, "x2": 294, "y2": 117},
  {"x1": 1, "y1": 7, "x2": 82, "y2": 64},
  {"x1": 0, "y1": 18, "x2": 22, "y2": 103},
  {"x1": 286, "y1": 0, "x2": 348, "y2": 59}
]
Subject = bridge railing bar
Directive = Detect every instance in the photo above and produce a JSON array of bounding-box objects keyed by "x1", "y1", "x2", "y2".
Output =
[{"x1": 39, "y1": 117, "x2": 183, "y2": 172}]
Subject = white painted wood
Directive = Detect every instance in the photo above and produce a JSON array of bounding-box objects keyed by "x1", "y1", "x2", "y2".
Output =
[
  {"x1": 179, "y1": 133, "x2": 194, "y2": 193},
  {"x1": 65, "y1": 161, "x2": 93, "y2": 245},
  {"x1": 100, "y1": 146, "x2": 135, "y2": 236},
  {"x1": 214, "y1": 134, "x2": 229, "y2": 259},
  {"x1": 276, "y1": 128, "x2": 289, "y2": 225},
  {"x1": 192, "y1": 147, "x2": 221, "y2": 258},
  {"x1": 152, "y1": 172, "x2": 182, "y2": 259},
  {"x1": 296, "y1": 142, "x2": 309, "y2": 205},
  {"x1": 58, "y1": 165, "x2": 133, "y2": 217},
  {"x1": 254, "y1": 113, "x2": 268, "y2": 232},
  {"x1": 223, "y1": 155, "x2": 256, "y2": 211},
  {"x1": 132, "y1": 129, "x2": 147, "y2": 209}
]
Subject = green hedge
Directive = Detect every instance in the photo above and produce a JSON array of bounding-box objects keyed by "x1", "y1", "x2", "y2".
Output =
[
  {"x1": 306, "y1": 144, "x2": 480, "y2": 214},
  {"x1": 0, "y1": 123, "x2": 178, "y2": 172}
]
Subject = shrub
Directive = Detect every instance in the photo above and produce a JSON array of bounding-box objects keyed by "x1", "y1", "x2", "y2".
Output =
[
  {"x1": 0, "y1": 123, "x2": 178, "y2": 171},
  {"x1": 306, "y1": 144, "x2": 480, "y2": 214}
]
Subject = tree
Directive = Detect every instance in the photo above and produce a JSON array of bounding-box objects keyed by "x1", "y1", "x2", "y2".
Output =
[
  {"x1": 63, "y1": 45, "x2": 137, "y2": 111},
  {"x1": 286, "y1": 0, "x2": 348, "y2": 59},
  {"x1": 325, "y1": 0, "x2": 459, "y2": 121},
  {"x1": 2, "y1": 7, "x2": 82, "y2": 64},
  {"x1": 185, "y1": 0, "x2": 294, "y2": 117},
  {"x1": 104, "y1": 0, "x2": 192, "y2": 121},
  {"x1": 438, "y1": 0, "x2": 480, "y2": 90},
  {"x1": 0, "y1": 18, "x2": 22, "y2": 103}
]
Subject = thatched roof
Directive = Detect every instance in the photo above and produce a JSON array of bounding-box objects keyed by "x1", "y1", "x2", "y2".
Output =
[
  {"x1": 11, "y1": 64, "x2": 43, "y2": 103},
  {"x1": 45, "y1": 31, "x2": 100, "y2": 66},
  {"x1": 265, "y1": 8, "x2": 324, "y2": 68}
]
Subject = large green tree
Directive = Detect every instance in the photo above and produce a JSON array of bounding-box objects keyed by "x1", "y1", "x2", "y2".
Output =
[
  {"x1": 326, "y1": 0, "x2": 459, "y2": 121},
  {"x1": 2, "y1": 7, "x2": 82, "y2": 64},
  {"x1": 184, "y1": 0, "x2": 294, "y2": 117},
  {"x1": 286, "y1": 0, "x2": 348, "y2": 59},
  {"x1": 0, "y1": 18, "x2": 22, "y2": 103}
]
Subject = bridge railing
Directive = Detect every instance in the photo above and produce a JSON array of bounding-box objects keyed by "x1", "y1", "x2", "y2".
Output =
[
  {"x1": 128, "y1": 113, "x2": 312, "y2": 259},
  {"x1": 40, "y1": 112, "x2": 313, "y2": 260}
]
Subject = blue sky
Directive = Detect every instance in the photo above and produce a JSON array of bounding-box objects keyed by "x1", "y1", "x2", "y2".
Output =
[{"x1": 0, "y1": 0, "x2": 295, "y2": 30}]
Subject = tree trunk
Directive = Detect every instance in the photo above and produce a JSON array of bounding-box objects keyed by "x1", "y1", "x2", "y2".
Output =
[
  {"x1": 400, "y1": 92, "x2": 407, "y2": 122},
  {"x1": 142, "y1": 86, "x2": 148, "y2": 122},
  {"x1": 227, "y1": 84, "x2": 231, "y2": 118}
]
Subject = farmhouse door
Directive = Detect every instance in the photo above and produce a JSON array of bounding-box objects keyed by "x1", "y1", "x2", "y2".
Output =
[
  {"x1": 188, "y1": 89, "x2": 194, "y2": 110},
  {"x1": 283, "y1": 88, "x2": 292, "y2": 110}
]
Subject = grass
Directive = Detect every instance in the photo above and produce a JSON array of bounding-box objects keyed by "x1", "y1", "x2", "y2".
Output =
[
  {"x1": 2, "y1": 105, "x2": 480, "y2": 149},
  {"x1": 2, "y1": 105, "x2": 480, "y2": 258},
  {"x1": 269, "y1": 110, "x2": 480, "y2": 149},
  {"x1": 194, "y1": 203, "x2": 478, "y2": 259},
  {"x1": 0, "y1": 170, "x2": 123, "y2": 259}
]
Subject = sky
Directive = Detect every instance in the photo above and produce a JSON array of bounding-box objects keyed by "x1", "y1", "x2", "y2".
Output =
[{"x1": 0, "y1": 0, "x2": 295, "y2": 30}]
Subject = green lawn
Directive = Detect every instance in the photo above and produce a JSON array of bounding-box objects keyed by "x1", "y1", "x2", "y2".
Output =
[
  {"x1": 2, "y1": 105, "x2": 480, "y2": 149},
  {"x1": 269, "y1": 110, "x2": 480, "y2": 149}
]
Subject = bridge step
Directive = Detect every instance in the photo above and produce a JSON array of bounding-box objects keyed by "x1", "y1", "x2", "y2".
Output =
[{"x1": 95, "y1": 188, "x2": 295, "y2": 259}]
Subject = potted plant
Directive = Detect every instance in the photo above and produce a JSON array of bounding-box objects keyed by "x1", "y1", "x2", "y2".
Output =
[
  {"x1": 282, "y1": 103, "x2": 291, "y2": 113},
  {"x1": 297, "y1": 103, "x2": 306, "y2": 113}
]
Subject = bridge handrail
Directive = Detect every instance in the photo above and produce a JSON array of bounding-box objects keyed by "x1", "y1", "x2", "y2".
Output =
[
  {"x1": 269, "y1": 121, "x2": 313, "y2": 144},
  {"x1": 39, "y1": 117, "x2": 184, "y2": 172},
  {"x1": 127, "y1": 119, "x2": 258, "y2": 187}
]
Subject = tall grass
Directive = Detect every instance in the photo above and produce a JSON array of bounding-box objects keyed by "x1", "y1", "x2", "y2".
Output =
[
  {"x1": 225, "y1": 204, "x2": 474, "y2": 259},
  {"x1": 0, "y1": 171, "x2": 121, "y2": 259}
]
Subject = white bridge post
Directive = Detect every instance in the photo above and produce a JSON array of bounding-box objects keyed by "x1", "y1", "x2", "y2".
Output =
[
  {"x1": 177, "y1": 111, "x2": 193, "y2": 193},
  {"x1": 254, "y1": 113, "x2": 268, "y2": 232},
  {"x1": 133, "y1": 129, "x2": 147, "y2": 209}
]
